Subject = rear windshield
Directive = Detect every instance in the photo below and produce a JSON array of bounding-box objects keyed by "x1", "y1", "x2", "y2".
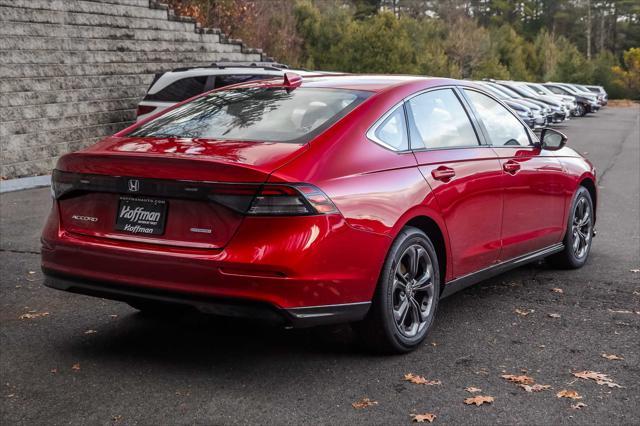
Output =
[{"x1": 129, "y1": 87, "x2": 370, "y2": 143}]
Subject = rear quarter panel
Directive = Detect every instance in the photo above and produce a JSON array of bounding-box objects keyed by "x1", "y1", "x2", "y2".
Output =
[{"x1": 270, "y1": 83, "x2": 454, "y2": 281}]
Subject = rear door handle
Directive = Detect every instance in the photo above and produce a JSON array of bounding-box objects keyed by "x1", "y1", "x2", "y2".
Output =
[
  {"x1": 503, "y1": 160, "x2": 521, "y2": 175},
  {"x1": 431, "y1": 166, "x2": 456, "y2": 181}
]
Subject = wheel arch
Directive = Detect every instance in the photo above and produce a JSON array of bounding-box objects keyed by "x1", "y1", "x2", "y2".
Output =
[
  {"x1": 402, "y1": 215, "x2": 450, "y2": 290},
  {"x1": 579, "y1": 176, "x2": 597, "y2": 223}
]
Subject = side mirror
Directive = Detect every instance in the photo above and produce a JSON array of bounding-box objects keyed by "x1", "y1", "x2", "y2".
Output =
[{"x1": 538, "y1": 128, "x2": 567, "y2": 150}]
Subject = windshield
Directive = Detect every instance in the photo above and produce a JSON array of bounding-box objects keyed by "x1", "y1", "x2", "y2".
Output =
[
  {"x1": 559, "y1": 84, "x2": 579, "y2": 94},
  {"x1": 513, "y1": 84, "x2": 540, "y2": 97},
  {"x1": 129, "y1": 87, "x2": 370, "y2": 143},
  {"x1": 477, "y1": 83, "x2": 508, "y2": 99},
  {"x1": 528, "y1": 83, "x2": 554, "y2": 96},
  {"x1": 490, "y1": 83, "x2": 520, "y2": 98}
]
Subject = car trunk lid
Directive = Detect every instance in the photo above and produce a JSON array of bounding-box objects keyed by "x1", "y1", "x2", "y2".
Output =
[{"x1": 55, "y1": 136, "x2": 307, "y2": 249}]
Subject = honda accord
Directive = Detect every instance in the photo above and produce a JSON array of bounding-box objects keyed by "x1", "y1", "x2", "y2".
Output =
[{"x1": 42, "y1": 74, "x2": 596, "y2": 353}]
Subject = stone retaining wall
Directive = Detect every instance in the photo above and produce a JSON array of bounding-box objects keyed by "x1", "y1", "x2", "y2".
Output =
[{"x1": 0, "y1": 0, "x2": 265, "y2": 179}]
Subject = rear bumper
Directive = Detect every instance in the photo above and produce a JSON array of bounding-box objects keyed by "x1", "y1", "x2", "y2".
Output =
[
  {"x1": 41, "y1": 203, "x2": 388, "y2": 320},
  {"x1": 43, "y1": 270, "x2": 371, "y2": 327}
]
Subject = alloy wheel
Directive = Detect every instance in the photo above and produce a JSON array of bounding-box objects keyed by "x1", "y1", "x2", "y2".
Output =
[
  {"x1": 572, "y1": 196, "x2": 592, "y2": 259},
  {"x1": 392, "y1": 244, "x2": 435, "y2": 338}
]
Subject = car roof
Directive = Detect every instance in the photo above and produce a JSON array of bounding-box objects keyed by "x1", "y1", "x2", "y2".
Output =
[{"x1": 241, "y1": 74, "x2": 461, "y2": 93}]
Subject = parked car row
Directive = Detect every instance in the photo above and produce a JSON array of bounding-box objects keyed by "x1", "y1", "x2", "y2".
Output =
[
  {"x1": 134, "y1": 63, "x2": 608, "y2": 136},
  {"x1": 473, "y1": 79, "x2": 607, "y2": 130}
]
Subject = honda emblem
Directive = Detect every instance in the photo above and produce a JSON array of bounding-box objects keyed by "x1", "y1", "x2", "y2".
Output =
[{"x1": 127, "y1": 179, "x2": 140, "y2": 192}]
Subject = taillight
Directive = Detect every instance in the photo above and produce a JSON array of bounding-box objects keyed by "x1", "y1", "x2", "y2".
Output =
[
  {"x1": 136, "y1": 104, "x2": 157, "y2": 117},
  {"x1": 50, "y1": 171, "x2": 339, "y2": 216},
  {"x1": 212, "y1": 184, "x2": 339, "y2": 216}
]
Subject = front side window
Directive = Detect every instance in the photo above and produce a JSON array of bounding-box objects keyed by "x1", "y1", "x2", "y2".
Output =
[
  {"x1": 407, "y1": 89, "x2": 479, "y2": 149},
  {"x1": 464, "y1": 89, "x2": 530, "y2": 147},
  {"x1": 129, "y1": 87, "x2": 369, "y2": 143}
]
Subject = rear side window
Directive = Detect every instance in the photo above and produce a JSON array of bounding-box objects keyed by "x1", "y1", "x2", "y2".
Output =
[
  {"x1": 144, "y1": 76, "x2": 208, "y2": 102},
  {"x1": 464, "y1": 89, "x2": 530, "y2": 147},
  {"x1": 370, "y1": 106, "x2": 409, "y2": 151},
  {"x1": 129, "y1": 87, "x2": 369, "y2": 143},
  {"x1": 406, "y1": 89, "x2": 479, "y2": 149}
]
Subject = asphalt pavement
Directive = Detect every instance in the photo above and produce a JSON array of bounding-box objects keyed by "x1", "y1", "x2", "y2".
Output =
[{"x1": 1, "y1": 106, "x2": 639, "y2": 425}]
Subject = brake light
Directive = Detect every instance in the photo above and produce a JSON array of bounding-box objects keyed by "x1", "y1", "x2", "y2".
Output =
[
  {"x1": 136, "y1": 105, "x2": 157, "y2": 117},
  {"x1": 218, "y1": 184, "x2": 338, "y2": 216}
]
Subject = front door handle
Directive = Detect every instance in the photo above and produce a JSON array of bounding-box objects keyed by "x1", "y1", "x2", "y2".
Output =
[
  {"x1": 432, "y1": 166, "x2": 456, "y2": 181},
  {"x1": 503, "y1": 160, "x2": 521, "y2": 175}
]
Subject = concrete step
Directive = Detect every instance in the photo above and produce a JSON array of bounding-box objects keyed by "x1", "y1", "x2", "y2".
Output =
[
  {"x1": 2, "y1": 109, "x2": 135, "y2": 136},
  {"x1": 0, "y1": 21, "x2": 221, "y2": 44},
  {"x1": 3, "y1": 136, "x2": 100, "y2": 165},
  {"x1": 1, "y1": 97, "x2": 141, "y2": 120},
  {"x1": 84, "y1": 0, "x2": 151, "y2": 7},
  {"x1": 1, "y1": 49, "x2": 241, "y2": 64},
  {"x1": 6, "y1": 120, "x2": 132, "y2": 152},
  {"x1": 2, "y1": 36, "x2": 227, "y2": 54},
  {"x1": 0, "y1": 7, "x2": 194, "y2": 32},
  {"x1": 2, "y1": 157, "x2": 58, "y2": 179},
  {"x1": 1, "y1": 85, "x2": 147, "y2": 107},
  {"x1": 0, "y1": 0, "x2": 168, "y2": 21},
  {"x1": 0, "y1": 74, "x2": 153, "y2": 93},
  {"x1": 0, "y1": 55, "x2": 258, "y2": 78}
]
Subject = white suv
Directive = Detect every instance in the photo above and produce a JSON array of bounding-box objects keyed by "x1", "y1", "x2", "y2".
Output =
[{"x1": 136, "y1": 62, "x2": 327, "y2": 121}]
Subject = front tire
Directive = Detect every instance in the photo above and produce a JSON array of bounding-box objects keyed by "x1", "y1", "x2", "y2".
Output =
[
  {"x1": 355, "y1": 227, "x2": 440, "y2": 354},
  {"x1": 549, "y1": 186, "x2": 594, "y2": 269}
]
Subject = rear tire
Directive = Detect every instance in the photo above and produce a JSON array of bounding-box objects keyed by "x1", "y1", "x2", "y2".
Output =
[
  {"x1": 549, "y1": 186, "x2": 594, "y2": 269},
  {"x1": 354, "y1": 227, "x2": 440, "y2": 354}
]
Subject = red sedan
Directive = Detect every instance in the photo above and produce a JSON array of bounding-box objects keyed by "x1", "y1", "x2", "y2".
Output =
[{"x1": 42, "y1": 74, "x2": 596, "y2": 353}]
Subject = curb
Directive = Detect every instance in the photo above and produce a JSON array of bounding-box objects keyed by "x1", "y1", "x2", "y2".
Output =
[{"x1": 0, "y1": 175, "x2": 51, "y2": 193}]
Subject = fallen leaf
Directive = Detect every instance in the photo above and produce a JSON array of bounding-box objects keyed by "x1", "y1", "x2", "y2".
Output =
[
  {"x1": 519, "y1": 384, "x2": 551, "y2": 392},
  {"x1": 112, "y1": 415, "x2": 123, "y2": 423},
  {"x1": 411, "y1": 413, "x2": 436, "y2": 423},
  {"x1": 515, "y1": 308, "x2": 534, "y2": 316},
  {"x1": 551, "y1": 288, "x2": 564, "y2": 294},
  {"x1": 352, "y1": 398, "x2": 378, "y2": 409},
  {"x1": 84, "y1": 329, "x2": 97, "y2": 335},
  {"x1": 598, "y1": 380, "x2": 623, "y2": 388},
  {"x1": 501, "y1": 374, "x2": 535, "y2": 385},
  {"x1": 557, "y1": 390, "x2": 582, "y2": 400},
  {"x1": 404, "y1": 373, "x2": 441, "y2": 386},
  {"x1": 71, "y1": 363, "x2": 81, "y2": 372},
  {"x1": 573, "y1": 371, "x2": 608, "y2": 381},
  {"x1": 19, "y1": 311, "x2": 49, "y2": 320},
  {"x1": 572, "y1": 402, "x2": 587, "y2": 409},
  {"x1": 465, "y1": 386, "x2": 482, "y2": 393},
  {"x1": 464, "y1": 395, "x2": 494, "y2": 406},
  {"x1": 573, "y1": 371, "x2": 623, "y2": 388},
  {"x1": 548, "y1": 313, "x2": 561, "y2": 318},
  {"x1": 601, "y1": 353, "x2": 624, "y2": 361}
]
